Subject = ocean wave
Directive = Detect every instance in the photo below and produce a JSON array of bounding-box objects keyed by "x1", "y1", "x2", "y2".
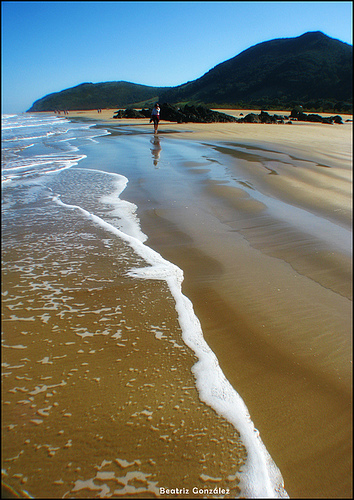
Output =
[
  {"x1": 1, "y1": 113, "x2": 110, "y2": 184},
  {"x1": 1, "y1": 116, "x2": 68, "y2": 130},
  {"x1": 2, "y1": 154, "x2": 87, "y2": 183}
]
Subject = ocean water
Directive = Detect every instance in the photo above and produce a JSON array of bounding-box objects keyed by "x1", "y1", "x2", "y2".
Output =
[{"x1": 1, "y1": 113, "x2": 288, "y2": 498}]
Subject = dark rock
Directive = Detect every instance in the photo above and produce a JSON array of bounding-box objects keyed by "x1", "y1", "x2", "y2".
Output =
[
  {"x1": 306, "y1": 114, "x2": 325, "y2": 122},
  {"x1": 112, "y1": 105, "x2": 343, "y2": 126},
  {"x1": 290, "y1": 109, "x2": 308, "y2": 120},
  {"x1": 321, "y1": 117, "x2": 334, "y2": 124},
  {"x1": 139, "y1": 108, "x2": 152, "y2": 118},
  {"x1": 331, "y1": 115, "x2": 343, "y2": 124},
  {"x1": 238, "y1": 111, "x2": 284, "y2": 124},
  {"x1": 289, "y1": 109, "x2": 343, "y2": 124},
  {"x1": 260, "y1": 111, "x2": 279, "y2": 123},
  {"x1": 113, "y1": 108, "x2": 145, "y2": 119},
  {"x1": 113, "y1": 103, "x2": 238, "y2": 123},
  {"x1": 185, "y1": 104, "x2": 236, "y2": 123},
  {"x1": 160, "y1": 103, "x2": 187, "y2": 123},
  {"x1": 240, "y1": 113, "x2": 262, "y2": 123},
  {"x1": 259, "y1": 111, "x2": 272, "y2": 123},
  {"x1": 160, "y1": 103, "x2": 238, "y2": 123},
  {"x1": 274, "y1": 114, "x2": 286, "y2": 122},
  {"x1": 113, "y1": 110, "x2": 124, "y2": 118}
]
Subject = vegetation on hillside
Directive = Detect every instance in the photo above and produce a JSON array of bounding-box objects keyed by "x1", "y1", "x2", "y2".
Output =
[
  {"x1": 28, "y1": 82, "x2": 168, "y2": 112},
  {"x1": 160, "y1": 32, "x2": 352, "y2": 113},
  {"x1": 27, "y1": 32, "x2": 352, "y2": 114}
]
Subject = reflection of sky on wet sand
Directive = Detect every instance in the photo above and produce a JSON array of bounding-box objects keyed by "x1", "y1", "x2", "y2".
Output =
[{"x1": 150, "y1": 136, "x2": 162, "y2": 167}]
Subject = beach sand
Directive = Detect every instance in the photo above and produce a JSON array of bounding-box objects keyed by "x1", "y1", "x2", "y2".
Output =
[
  {"x1": 68, "y1": 108, "x2": 352, "y2": 497},
  {"x1": 2, "y1": 177, "x2": 247, "y2": 498},
  {"x1": 4, "y1": 109, "x2": 352, "y2": 498}
]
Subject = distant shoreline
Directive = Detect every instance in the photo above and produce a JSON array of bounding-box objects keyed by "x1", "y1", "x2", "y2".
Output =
[{"x1": 25, "y1": 107, "x2": 354, "y2": 122}]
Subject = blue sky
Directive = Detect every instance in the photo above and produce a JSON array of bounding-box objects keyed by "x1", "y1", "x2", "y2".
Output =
[{"x1": 1, "y1": 1, "x2": 353, "y2": 114}]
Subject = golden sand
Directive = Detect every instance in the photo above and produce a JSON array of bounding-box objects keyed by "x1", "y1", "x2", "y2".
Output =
[
  {"x1": 27, "y1": 108, "x2": 353, "y2": 497},
  {"x1": 2, "y1": 198, "x2": 246, "y2": 498}
]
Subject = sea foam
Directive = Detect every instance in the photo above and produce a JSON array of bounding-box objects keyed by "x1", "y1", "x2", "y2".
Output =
[
  {"x1": 2, "y1": 113, "x2": 288, "y2": 497},
  {"x1": 52, "y1": 169, "x2": 288, "y2": 498}
]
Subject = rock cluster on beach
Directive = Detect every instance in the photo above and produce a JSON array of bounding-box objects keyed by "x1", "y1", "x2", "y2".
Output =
[
  {"x1": 289, "y1": 108, "x2": 343, "y2": 124},
  {"x1": 113, "y1": 103, "x2": 238, "y2": 123},
  {"x1": 113, "y1": 108, "x2": 147, "y2": 119},
  {"x1": 233, "y1": 110, "x2": 344, "y2": 124},
  {"x1": 238, "y1": 111, "x2": 286, "y2": 124},
  {"x1": 113, "y1": 104, "x2": 344, "y2": 125}
]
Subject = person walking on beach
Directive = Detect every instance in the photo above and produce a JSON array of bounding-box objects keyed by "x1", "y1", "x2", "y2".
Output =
[{"x1": 150, "y1": 103, "x2": 160, "y2": 133}]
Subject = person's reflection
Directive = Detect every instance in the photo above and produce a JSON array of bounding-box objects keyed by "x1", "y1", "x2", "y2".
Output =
[{"x1": 150, "y1": 135, "x2": 162, "y2": 167}]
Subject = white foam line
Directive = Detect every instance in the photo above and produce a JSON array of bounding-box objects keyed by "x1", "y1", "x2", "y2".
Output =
[
  {"x1": 2, "y1": 156, "x2": 87, "y2": 185},
  {"x1": 51, "y1": 184, "x2": 288, "y2": 498},
  {"x1": 1, "y1": 119, "x2": 67, "y2": 130}
]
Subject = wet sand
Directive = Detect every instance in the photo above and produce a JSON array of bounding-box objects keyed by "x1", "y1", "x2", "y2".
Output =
[
  {"x1": 106, "y1": 109, "x2": 352, "y2": 498},
  {"x1": 2, "y1": 192, "x2": 247, "y2": 498},
  {"x1": 2, "y1": 268, "x2": 247, "y2": 499},
  {"x1": 5, "y1": 109, "x2": 352, "y2": 498},
  {"x1": 69, "y1": 109, "x2": 352, "y2": 497}
]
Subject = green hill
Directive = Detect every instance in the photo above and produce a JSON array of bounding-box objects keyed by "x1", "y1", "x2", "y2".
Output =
[
  {"x1": 27, "y1": 32, "x2": 352, "y2": 113},
  {"x1": 160, "y1": 31, "x2": 352, "y2": 112},
  {"x1": 27, "y1": 81, "x2": 170, "y2": 112}
]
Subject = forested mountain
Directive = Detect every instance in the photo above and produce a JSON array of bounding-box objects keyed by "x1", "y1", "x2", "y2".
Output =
[
  {"x1": 28, "y1": 81, "x2": 168, "y2": 112},
  {"x1": 28, "y1": 32, "x2": 352, "y2": 113},
  {"x1": 161, "y1": 31, "x2": 352, "y2": 111}
]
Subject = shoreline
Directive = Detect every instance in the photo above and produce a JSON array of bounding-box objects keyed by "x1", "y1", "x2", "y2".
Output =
[
  {"x1": 29, "y1": 107, "x2": 353, "y2": 120},
  {"x1": 11, "y1": 109, "x2": 352, "y2": 497},
  {"x1": 69, "y1": 109, "x2": 352, "y2": 497},
  {"x1": 118, "y1": 114, "x2": 352, "y2": 497}
]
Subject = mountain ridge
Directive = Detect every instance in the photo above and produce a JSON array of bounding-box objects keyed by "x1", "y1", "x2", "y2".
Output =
[
  {"x1": 27, "y1": 81, "x2": 170, "y2": 112},
  {"x1": 27, "y1": 31, "x2": 352, "y2": 113},
  {"x1": 160, "y1": 31, "x2": 352, "y2": 109}
]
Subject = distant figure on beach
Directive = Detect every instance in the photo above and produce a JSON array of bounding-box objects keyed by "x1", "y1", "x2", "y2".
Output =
[{"x1": 150, "y1": 103, "x2": 160, "y2": 133}]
